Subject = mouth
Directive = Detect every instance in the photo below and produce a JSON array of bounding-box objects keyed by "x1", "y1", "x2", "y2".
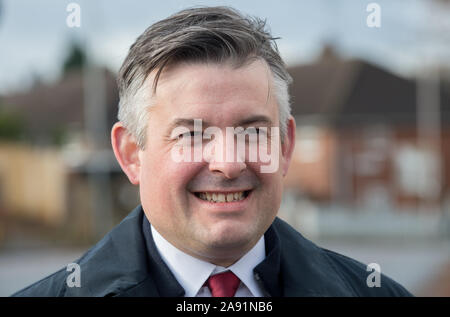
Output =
[{"x1": 193, "y1": 190, "x2": 252, "y2": 203}]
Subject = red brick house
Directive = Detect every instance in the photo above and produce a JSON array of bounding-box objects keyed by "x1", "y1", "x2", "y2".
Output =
[{"x1": 286, "y1": 47, "x2": 450, "y2": 211}]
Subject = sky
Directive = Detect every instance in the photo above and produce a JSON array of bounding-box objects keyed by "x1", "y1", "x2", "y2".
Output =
[{"x1": 0, "y1": 0, "x2": 449, "y2": 95}]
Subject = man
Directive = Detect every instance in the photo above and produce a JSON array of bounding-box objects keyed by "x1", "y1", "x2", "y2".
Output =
[{"x1": 14, "y1": 6, "x2": 412, "y2": 297}]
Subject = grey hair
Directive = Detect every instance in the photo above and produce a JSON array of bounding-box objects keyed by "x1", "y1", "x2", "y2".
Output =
[{"x1": 117, "y1": 6, "x2": 292, "y2": 149}]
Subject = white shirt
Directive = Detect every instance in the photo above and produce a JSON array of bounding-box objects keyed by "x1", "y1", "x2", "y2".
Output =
[{"x1": 151, "y1": 225, "x2": 266, "y2": 297}]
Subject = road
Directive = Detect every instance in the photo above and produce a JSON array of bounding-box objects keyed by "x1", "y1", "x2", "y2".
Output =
[
  {"x1": 0, "y1": 247, "x2": 85, "y2": 296},
  {"x1": 1, "y1": 240, "x2": 449, "y2": 296}
]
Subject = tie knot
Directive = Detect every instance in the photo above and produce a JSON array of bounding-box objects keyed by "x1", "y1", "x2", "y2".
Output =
[{"x1": 206, "y1": 271, "x2": 241, "y2": 297}]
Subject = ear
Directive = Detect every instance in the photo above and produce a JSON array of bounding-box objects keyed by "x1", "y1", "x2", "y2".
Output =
[
  {"x1": 111, "y1": 122, "x2": 141, "y2": 185},
  {"x1": 281, "y1": 116, "x2": 296, "y2": 177}
]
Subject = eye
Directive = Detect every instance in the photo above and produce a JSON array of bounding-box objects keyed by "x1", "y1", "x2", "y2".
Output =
[
  {"x1": 256, "y1": 127, "x2": 270, "y2": 136},
  {"x1": 178, "y1": 131, "x2": 202, "y2": 139},
  {"x1": 234, "y1": 127, "x2": 258, "y2": 135},
  {"x1": 243, "y1": 127, "x2": 264, "y2": 135}
]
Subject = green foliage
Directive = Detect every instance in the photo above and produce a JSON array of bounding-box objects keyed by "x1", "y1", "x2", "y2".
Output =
[
  {"x1": 0, "y1": 108, "x2": 26, "y2": 141},
  {"x1": 50, "y1": 124, "x2": 68, "y2": 147},
  {"x1": 63, "y1": 41, "x2": 87, "y2": 74}
]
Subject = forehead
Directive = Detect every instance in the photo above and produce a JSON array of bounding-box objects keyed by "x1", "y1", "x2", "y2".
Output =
[{"x1": 149, "y1": 60, "x2": 278, "y2": 124}]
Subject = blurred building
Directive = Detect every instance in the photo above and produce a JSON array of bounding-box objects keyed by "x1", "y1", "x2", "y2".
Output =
[
  {"x1": 286, "y1": 46, "x2": 450, "y2": 213},
  {"x1": 1, "y1": 46, "x2": 450, "y2": 243},
  {"x1": 0, "y1": 46, "x2": 449, "y2": 296},
  {"x1": 0, "y1": 68, "x2": 139, "y2": 244}
]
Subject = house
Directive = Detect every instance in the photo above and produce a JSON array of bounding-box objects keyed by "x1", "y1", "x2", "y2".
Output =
[
  {"x1": 1, "y1": 68, "x2": 118, "y2": 146},
  {"x1": 286, "y1": 46, "x2": 450, "y2": 212},
  {"x1": 0, "y1": 68, "x2": 138, "y2": 242}
]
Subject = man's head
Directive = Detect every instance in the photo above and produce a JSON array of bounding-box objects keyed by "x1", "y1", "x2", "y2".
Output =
[{"x1": 112, "y1": 6, "x2": 296, "y2": 266}]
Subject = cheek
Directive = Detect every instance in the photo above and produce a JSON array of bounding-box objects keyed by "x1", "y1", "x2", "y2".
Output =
[
  {"x1": 262, "y1": 173, "x2": 283, "y2": 198},
  {"x1": 246, "y1": 161, "x2": 283, "y2": 200},
  {"x1": 139, "y1": 151, "x2": 203, "y2": 204}
]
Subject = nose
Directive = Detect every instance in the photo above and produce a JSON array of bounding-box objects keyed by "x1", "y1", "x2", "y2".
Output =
[
  {"x1": 207, "y1": 130, "x2": 247, "y2": 179},
  {"x1": 209, "y1": 160, "x2": 246, "y2": 179}
]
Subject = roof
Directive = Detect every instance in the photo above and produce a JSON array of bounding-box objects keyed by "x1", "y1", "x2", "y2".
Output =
[
  {"x1": 0, "y1": 68, "x2": 119, "y2": 144},
  {"x1": 288, "y1": 47, "x2": 450, "y2": 127}
]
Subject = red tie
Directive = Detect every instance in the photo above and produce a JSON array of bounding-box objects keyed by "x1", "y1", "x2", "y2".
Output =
[{"x1": 206, "y1": 271, "x2": 241, "y2": 297}]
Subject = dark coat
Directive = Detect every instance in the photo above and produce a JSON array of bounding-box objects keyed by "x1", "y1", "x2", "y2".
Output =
[{"x1": 12, "y1": 206, "x2": 412, "y2": 297}]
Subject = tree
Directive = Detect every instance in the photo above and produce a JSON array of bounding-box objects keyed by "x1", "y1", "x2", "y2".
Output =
[
  {"x1": 0, "y1": 107, "x2": 26, "y2": 141},
  {"x1": 62, "y1": 41, "x2": 87, "y2": 74}
]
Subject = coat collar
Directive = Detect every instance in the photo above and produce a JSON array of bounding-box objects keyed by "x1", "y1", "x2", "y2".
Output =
[
  {"x1": 271, "y1": 217, "x2": 355, "y2": 296},
  {"x1": 64, "y1": 206, "x2": 152, "y2": 296},
  {"x1": 66, "y1": 206, "x2": 354, "y2": 297}
]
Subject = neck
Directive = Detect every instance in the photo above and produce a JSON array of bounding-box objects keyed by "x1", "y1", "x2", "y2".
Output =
[{"x1": 181, "y1": 238, "x2": 261, "y2": 268}]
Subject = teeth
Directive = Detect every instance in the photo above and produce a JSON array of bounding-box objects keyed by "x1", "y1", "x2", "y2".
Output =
[{"x1": 197, "y1": 191, "x2": 247, "y2": 203}]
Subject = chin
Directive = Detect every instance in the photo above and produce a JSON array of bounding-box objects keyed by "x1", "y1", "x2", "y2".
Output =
[{"x1": 203, "y1": 222, "x2": 255, "y2": 249}]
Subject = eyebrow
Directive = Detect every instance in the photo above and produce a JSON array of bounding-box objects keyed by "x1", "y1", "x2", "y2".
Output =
[
  {"x1": 236, "y1": 115, "x2": 273, "y2": 126},
  {"x1": 166, "y1": 118, "x2": 209, "y2": 135},
  {"x1": 166, "y1": 115, "x2": 273, "y2": 135}
]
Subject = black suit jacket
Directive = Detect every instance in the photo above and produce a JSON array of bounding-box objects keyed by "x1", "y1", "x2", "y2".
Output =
[{"x1": 13, "y1": 206, "x2": 412, "y2": 297}]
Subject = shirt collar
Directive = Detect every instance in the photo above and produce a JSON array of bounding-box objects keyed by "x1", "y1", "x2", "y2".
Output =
[
  {"x1": 151, "y1": 224, "x2": 265, "y2": 297},
  {"x1": 227, "y1": 236, "x2": 266, "y2": 297}
]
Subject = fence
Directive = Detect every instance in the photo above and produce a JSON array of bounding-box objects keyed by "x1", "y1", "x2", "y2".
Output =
[{"x1": 0, "y1": 142, "x2": 67, "y2": 226}]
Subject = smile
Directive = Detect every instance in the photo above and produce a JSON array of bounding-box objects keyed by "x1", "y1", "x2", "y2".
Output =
[{"x1": 194, "y1": 191, "x2": 251, "y2": 203}]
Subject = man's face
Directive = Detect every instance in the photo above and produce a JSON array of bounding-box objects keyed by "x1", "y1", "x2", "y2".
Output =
[{"x1": 136, "y1": 60, "x2": 293, "y2": 264}]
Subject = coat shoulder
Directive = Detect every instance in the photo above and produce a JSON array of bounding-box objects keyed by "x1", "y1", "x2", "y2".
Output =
[
  {"x1": 272, "y1": 217, "x2": 413, "y2": 296},
  {"x1": 322, "y1": 248, "x2": 413, "y2": 296},
  {"x1": 12, "y1": 267, "x2": 68, "y2": 297},
  {"x1": 12, "y1": 207, "x2": 147, "y2": 297}
]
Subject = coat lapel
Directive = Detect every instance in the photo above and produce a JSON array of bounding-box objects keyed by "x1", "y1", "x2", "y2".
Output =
[
  {"x1": 65, "y1": 206, "x2": 183, "y2": 297},
  {"x1": 65, "y1": 206, "x2": 355, "y2": 297},
  {"x1": 272, "y1": 218, "x2": 355, "y2": 296}
]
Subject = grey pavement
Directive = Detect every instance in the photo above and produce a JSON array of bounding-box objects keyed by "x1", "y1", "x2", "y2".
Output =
[{"x1": 0, "y1": 247, "x2": 85, "y2": 296}]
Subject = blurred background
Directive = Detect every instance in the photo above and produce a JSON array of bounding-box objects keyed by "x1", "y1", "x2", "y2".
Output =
[{"x1": 0, "y1": 0, "x2": 449, "y2": 296}]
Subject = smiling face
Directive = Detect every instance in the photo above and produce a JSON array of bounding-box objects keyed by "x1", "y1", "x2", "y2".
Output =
[{"x1": 112, "y1": 59, "x2": 295, "y2": 266}]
